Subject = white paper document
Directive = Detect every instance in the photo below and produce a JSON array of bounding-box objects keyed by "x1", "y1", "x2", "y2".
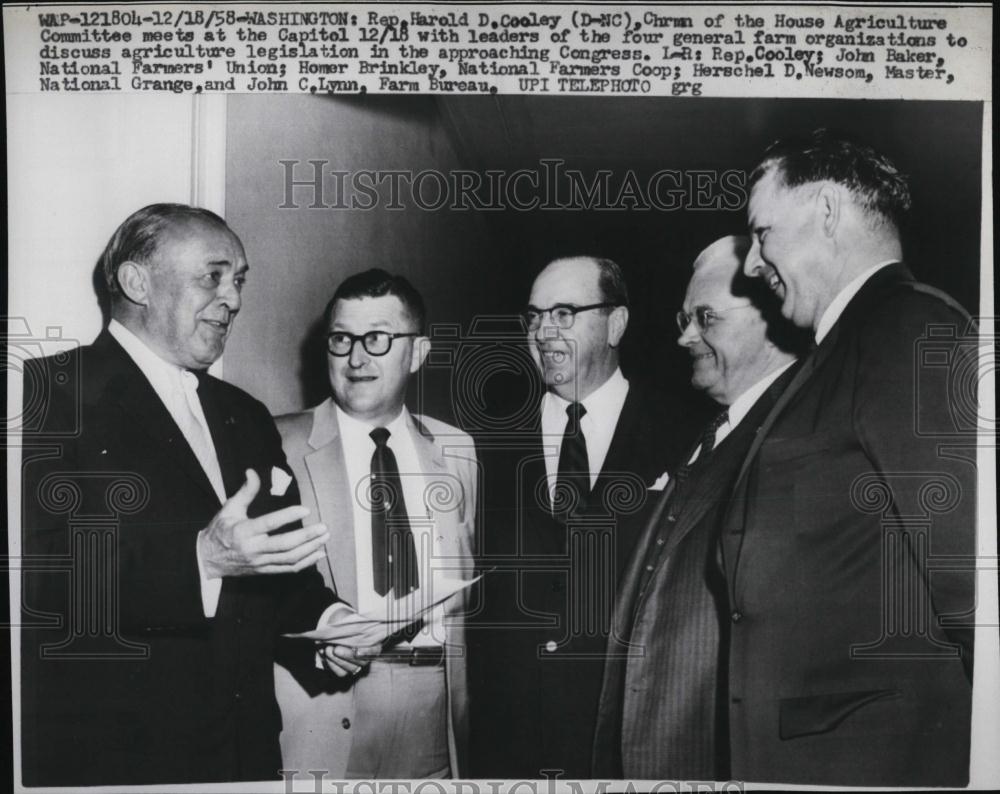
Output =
[{"x1": 284, "y1": 575, "x2": 480, "y2": 642}]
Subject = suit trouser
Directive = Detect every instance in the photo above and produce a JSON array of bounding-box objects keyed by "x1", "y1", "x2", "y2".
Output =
[{"x1": 345, "y1": 658, "x2": 449, "y2": 779}]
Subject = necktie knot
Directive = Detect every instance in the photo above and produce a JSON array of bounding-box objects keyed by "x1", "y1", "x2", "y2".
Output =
[
  {"x1": 566, "y1": 401, "x2": 587, "y2": 426},
  {"x1": 699, "y1": 410, "x2": 730, "y2": 459},
  {"x1": 370, "y1": 427, "x2": 391, "y2": 447}
]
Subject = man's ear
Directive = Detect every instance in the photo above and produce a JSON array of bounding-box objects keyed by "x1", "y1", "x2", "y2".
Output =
[
  {"x1": 116, "y1": 261, "x2": 150, "y2": 306},
  {"x1": 608, "y1": 305, "x2": 629, "y2": 348},
  {"x1": 816, "y1": 183, "x2": 841, "y2": 238},
  {"x1": 410, "y1": 336, "x2": 431, "y2": 374}
]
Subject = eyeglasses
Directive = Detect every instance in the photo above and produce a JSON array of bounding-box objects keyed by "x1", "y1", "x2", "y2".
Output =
[
  {"x1": 327, "y1": 331, "x2": 420, "y2": 357},
  {"x1": 675, "y1": 304, "x2": 753, "y2": 333},
  {"x1": 521, "y1": 302, "x2": 622, "y2": 331}
]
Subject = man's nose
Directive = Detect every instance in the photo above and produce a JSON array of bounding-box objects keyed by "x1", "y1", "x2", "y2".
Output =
[
  {"x1": 218, "y1": 278, "x2": 242, "y2": 313},
  {"x1": 348, "y1": 338, "x2": 369, "y2": 368},
  {"x1": 534, "y1": 311, "x2": 561, "y2": 342},
  {"x1": 744, "y1": 241, "x2": 764, "y2": 277},
  {"x1": 677, "y1": 316, "x2": 700, "y2": 348}
]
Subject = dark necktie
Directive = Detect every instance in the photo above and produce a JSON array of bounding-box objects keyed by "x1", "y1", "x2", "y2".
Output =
[
  {"x1": 697, "y1": 409, "x2": 730, "y2": 460},
  {"x1": 676, "y1": 410, "x2": 730, "y2": 482},
  {"x1": 369, "y1": 427, "x2": 419, "y2": 597},
  {"x1": 555, "y1": 402, "x2": 590, "y2": 515}
]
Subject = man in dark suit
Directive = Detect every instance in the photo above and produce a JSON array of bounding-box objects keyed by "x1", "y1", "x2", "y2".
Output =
[
  {"x1": 592, "y1": 235, "x2": 802, "y2": 781},
  {"x1": 19, "y1": 204, "x2": 336, "y2": 785},
  {"x1": 729, "y1": 129, "x2": 977, "y2": 786},
  {"x1": 470, "y1": 257, "x2": 694, "y2": 779}
]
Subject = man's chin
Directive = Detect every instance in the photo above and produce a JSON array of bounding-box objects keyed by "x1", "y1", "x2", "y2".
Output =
[
  {"x1": 543, "y1": 369, "x2": 574, "y2": 388},
  {"x1": 691, "y1": 374, "x2": 718, "y2": 394}
]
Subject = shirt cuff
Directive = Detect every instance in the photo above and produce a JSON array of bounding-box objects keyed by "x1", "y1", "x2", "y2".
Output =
[
  {"x1": 195, "y1": 533, "x2": 223, "y2": 618},
  {"x1": 319, "y1": 601, "x2": 351, "y2": 628}
]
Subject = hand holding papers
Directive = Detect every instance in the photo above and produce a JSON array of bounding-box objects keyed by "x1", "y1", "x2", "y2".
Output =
[{"x1": 285, "y1": 575, "x2": 480, "y2": 646}]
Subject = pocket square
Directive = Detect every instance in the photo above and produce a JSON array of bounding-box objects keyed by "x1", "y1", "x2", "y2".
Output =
[
  {"x1": 649, "y1": 471, "x2": 670, "y2": 491},
  {"x1": 271, "y1": 466, "x2": 293, "y2": 496}
]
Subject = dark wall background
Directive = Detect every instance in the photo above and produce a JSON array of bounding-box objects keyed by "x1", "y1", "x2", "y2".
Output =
[{"x1": 224, "y1": 95, "x2": 982, "y2": 427}]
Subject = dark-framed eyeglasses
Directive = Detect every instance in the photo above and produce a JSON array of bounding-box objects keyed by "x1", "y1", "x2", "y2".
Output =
[
  {"x1": 676, "y1": 304, "x2": 754, "y2": 333},
  {"x1": 327, "y1": 331, "x2": 420, "y2": 357},
  {"x1": 521, "y1": 302, "x2": 622, "y2": 331}
]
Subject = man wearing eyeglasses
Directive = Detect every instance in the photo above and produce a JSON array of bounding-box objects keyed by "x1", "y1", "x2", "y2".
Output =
[
  {"x1": 592, "y1": 235, "x2": 804, "y2": 781},
  {"x1": 272, "y1": 268, "x2": 476, "y2": 779},
  {"x1": 470, "y1": 256, "x2": 694, "y2": 779}
]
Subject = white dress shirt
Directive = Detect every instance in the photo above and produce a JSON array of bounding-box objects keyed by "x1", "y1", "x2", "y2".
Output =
[
  {"x1": 815, "y1": 260, "x2": 898, "y2": 344},
  {"x1": 687, "y1": 359, "x2": 797, "y2": 462},
  {"x1": 335, "y1": 405, "x2": 444, "y2": 646},
  {"x1": 540, "y1": 367, "x2": 630, "y2": 503},
  {"x1": 108, "y1": 320, "x2": 225, "y2": 616}
]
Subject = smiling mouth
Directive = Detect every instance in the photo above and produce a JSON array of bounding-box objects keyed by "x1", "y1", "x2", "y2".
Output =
[
  {"x1": 347, "y1": 374, "x2": 377, "y2": 383},
  {"x1": 765, "y1": 271, "x2": 785, "y2": 294},
  {"x1": 202, "y1": 319, "x2": 229, "y2": 333},
  {"x1": 692, "y1": 351, "x2": 715, "y2": 362}
]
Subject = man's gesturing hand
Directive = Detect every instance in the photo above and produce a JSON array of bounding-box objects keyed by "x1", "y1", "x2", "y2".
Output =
[{"x1": 198, "y1": 469, "x2": 329, "y2": 578}]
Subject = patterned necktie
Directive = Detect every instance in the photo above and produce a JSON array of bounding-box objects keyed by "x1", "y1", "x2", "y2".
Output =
[
  {"x1": 676, "y1": 410, "x2": 730, "y2": 482},
  {"x1": 369, "y1": 427, "x2": 419, "y2": 597},
  {"x1": 696, "y1": 409, "x2": 730, "y2": 461},
  {"x1": 555, "y1": 402, "x2": 590, "y2": 515}
]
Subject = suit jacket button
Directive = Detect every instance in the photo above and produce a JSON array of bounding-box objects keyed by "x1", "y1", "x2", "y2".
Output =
[
  {"x1": 667, "y1": 514, "x2": 677, "y2": 522},
  {"x1": 544, "y1": 640, "x2": 557, "y2": 653},
  {"x1": 731, "y1": 611, "x2": 743, "y2": 623},
  {"x1": 341, "y1": 718, "x2": 351, "y2": 729}
]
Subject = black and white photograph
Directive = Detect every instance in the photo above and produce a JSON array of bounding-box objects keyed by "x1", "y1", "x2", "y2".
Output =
[{"x1": 4, "y1": 2, "x2": 996, "y2": 791}]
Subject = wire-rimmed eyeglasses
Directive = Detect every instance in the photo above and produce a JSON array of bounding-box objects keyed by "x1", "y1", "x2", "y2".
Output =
[
  {"x1": 675, "y1": 304, "x2": 754, "y2": 333},
  {"x1": 521, "y1": 302, "x2": 622, "y2": 331},
  {"x1": 327, "y1": 331, "x2": 420, "y2": 357}
]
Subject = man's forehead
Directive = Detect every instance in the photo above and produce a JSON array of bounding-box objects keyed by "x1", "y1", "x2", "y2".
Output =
[
  {"x1": 157, "y1": 217, "x2": 244, "y2": 259},
  {"x1": 329, "y1": 295, "x2": 407, "y2": 327},
  {"x1": 685, "y1": 265, "x2": 737, "y2": 308},
  {"x1": 530, "y1": 258, "x2": 601, "y2": 302}
]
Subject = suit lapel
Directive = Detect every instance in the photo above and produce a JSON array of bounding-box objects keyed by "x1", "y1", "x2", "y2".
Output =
[
  {"x1": 97, "y1": 332, "x2": 221, "y2": 506},
  {"x1": 722, "y1": 265, "x2": 916, "y2": 594},
  {"x1": 728, "y1": 261, "x2": 913, "y2": 496},
  {"x1": 409, "y1": 414, "x2": 468, "y2": 575},
  {"x1": 195, "y1": 372, "x2": 243, "y2": 501},
  {"x1": 528, "y1": 407, "x2": 554, "y2": 516},
  {"x1": 627, "y1": 432, "x2": 735, "y2": 619},
  {"x1": 303, "y1": 401, "x2": 357, "y2": 603},
  {"x1": 720, "y1": 339, "x2": 839, "y2": 601},
  {"x1": 592, "y1": 387, "x2": 640, "y2": 496},
  {"x1": 611, "y1": 474, "x2": 678, "y2": 636}
]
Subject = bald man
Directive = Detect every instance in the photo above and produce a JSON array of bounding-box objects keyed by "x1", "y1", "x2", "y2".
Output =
[
  {"x1": 592, "y1": 236, "x2": 806, "y2": 780},
  {"x1": 470, "y1": 256, "x2": 694, "y2": 779}
]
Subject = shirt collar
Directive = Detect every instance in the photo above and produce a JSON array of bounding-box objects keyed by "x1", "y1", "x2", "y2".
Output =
[
  {"x1": 544, "y1": 367, "x2": 629, "y2": 418},
  {"x1": 725, "y1": 359, "x2": 796, "y2": 429},
  {"x1": 334, "y1": 403, "x2": 409, "y2": 444},
  {"x1": 108, "y1": 319, "x2": 189, "y2": 398},
  {"x1": 815, "y1": 260, "x2": 898, "y2": 344}
]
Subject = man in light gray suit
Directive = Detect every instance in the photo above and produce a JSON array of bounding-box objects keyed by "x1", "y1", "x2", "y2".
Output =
[
  {"x1": 273, "y1": 269, "x2": 476, "y2": 779},
  {"x1": 592, "y1": 236, "x2": 805, "y2": 779}
]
